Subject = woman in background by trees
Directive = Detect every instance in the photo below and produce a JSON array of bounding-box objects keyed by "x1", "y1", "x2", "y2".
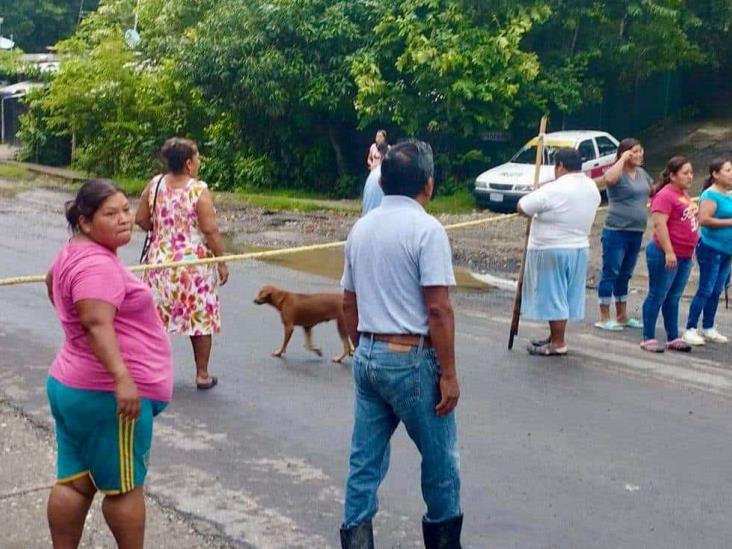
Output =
[{"x1": 367, "y1": 129, "x2": 388, "y2": 171}]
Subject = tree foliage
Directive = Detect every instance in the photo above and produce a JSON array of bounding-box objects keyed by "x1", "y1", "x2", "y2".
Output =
[
  {"x1": 0, "y1": 0, "x2": 101, "y2": 53},
  {"x1": 17, "y1": 0, "x2": 732, "y2": 196}
]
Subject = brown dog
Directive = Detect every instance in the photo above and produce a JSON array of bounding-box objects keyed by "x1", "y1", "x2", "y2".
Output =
[{"x1": 254, "y1": 284, "x2": 354, "y2": 363}]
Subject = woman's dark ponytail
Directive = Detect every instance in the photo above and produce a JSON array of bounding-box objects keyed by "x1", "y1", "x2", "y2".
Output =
[{"x1": 65, "y1": 201, "x2": 81, "y2": 229}]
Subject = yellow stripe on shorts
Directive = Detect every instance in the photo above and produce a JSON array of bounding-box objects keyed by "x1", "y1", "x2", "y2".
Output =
[
  {"x1": 118, "y1": 416, "x2": 136, "y2": 493},
  {"x1": 128, "y1": 418, "x2": 136, "y2": 490}
]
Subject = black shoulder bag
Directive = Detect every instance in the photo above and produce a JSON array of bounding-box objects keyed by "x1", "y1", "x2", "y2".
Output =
[{"x1": 139, "y1": 174, "x2": 165, "y2": 263}]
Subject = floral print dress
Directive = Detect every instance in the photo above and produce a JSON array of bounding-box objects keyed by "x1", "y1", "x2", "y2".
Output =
[{"x1": 142, "y1": 177, "x2": 221, "y2": 335}]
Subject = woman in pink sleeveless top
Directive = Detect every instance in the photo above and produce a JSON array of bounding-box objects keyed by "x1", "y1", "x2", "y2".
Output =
[{"x1": 46, "y1": 179, "x2": 173, "y2": 547}]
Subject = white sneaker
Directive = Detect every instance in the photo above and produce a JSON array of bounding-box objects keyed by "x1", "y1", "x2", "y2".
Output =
[
  {"x1": 702, "y1": 328, "x2": 729, "y2": 343},
  {"x1": 682, "y1": 328, "x2": 706, "y2": 346}
]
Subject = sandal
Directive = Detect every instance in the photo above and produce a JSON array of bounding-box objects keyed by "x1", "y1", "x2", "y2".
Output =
[
  {"x1": 666, "y1": 338, "x2": 692, "y2": 353},
  {"x1": 594, "y1": 320, "x2": 624, "y2": 331},
  {"x1": 527, "y1": 342, "x2": 568, "y2": 356},
  {"x1": 640, "y1": 339, "x2": 664, "y2": 353},
  {"x1": 620, "y1": 318, "x2": 643, "y2": 329},
  {"x1": 196, "y1": 376, "x2": 219, "y2": 390},
  {"x1": 530, "y1": 336, "x2": 551, "y2": 347}
]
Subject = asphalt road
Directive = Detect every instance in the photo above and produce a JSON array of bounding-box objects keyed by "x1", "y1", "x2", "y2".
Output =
[{"x1": 3, "y1": 186, "x2": 732, "y2": 548}]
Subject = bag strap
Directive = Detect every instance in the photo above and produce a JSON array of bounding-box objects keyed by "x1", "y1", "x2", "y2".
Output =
[{"x1": 149, "y1": 174, "x2": 165, "y2": 229}]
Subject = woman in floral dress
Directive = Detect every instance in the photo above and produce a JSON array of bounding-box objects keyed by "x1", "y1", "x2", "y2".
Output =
[{"x1": 135, "y1": 138, "x2": 229, "y2": 389}]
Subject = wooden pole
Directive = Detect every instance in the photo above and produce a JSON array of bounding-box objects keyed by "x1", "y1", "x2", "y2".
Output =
[{"x1": 508, "y1": 116, "x2": 548, "y2": 350}]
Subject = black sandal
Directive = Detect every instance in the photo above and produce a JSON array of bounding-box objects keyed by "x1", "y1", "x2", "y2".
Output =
[{"x1": 196, "y1": 376, "x2": 218, "y2": 390}]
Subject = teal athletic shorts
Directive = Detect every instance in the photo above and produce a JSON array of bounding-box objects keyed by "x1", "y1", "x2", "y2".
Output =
[{"x1": 46, "y1": 376, "x2": 167, "y2": 495}]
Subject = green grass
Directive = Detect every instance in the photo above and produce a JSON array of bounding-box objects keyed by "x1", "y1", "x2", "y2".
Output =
[
  {"x1": 0, "y1": 163, "x2": 34, "y2": 180},
  {"x1": 427, "y1": 188, "x2": 478, "y2": 215},
  {"x1": 232, "y1": 188, "x2": 480, "y2": 214},
  {"x1": 228, "y1": 192, "x2": 359, "y2": 213},
  {"x1": 112, "y1": 176, "x2": 479, "y2": 214},
  {"x1": 114, "y1": 176, "x2": 148, "y2": 196}
]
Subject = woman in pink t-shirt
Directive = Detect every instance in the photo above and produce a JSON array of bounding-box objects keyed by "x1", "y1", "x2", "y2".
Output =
[
  {"x1": 640, "y1": 157, "x2": 699, "y2": 353},
  {"x1": 367, "y1": 129, "x2": 388, "y2": 170},
  {"x1": 45, "y1": 179, "x2": 173, "y2": 548}
]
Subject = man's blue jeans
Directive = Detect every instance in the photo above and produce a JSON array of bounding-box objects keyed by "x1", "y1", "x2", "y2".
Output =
[
  {"x1": 342, "y1": 337, "x2": 461, "y2": 528},
  {"x1": 686, "y1": 240, "x2": 732, "y2": 330},
  {"x1": 642, "y1": 241, "x2": 693, "y2": 341},
  {"x1": 598, "y1": 228, "x2": 643, "y2": 305}
]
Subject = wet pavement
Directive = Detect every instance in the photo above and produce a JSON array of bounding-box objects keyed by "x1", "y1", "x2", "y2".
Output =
[{"x1": 3, "y1": 185, "x2": 732, "y2": 547}]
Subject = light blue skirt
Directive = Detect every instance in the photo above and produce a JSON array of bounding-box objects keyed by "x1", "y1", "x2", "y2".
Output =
[{"x1": 521, "y1": 248, "x2": 589, "y2": 321}]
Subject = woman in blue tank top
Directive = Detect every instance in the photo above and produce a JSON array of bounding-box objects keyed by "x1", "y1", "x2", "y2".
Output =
[{"x1": 683, "y1": 159, "x2": 732, "y2": 345}]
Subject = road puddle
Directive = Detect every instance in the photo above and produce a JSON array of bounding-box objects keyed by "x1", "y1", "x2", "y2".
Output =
[{"x1": 222, "y1": 235, "x2": 492, "y2": 291}]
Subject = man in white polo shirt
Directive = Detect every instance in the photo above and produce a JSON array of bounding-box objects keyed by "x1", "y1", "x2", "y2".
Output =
[
  {"x1": 339, "y1": 140, "x2": 463, "y2": 548},
  {"x1": 518, "y1": 147, "x2": 601, "y2": 356}
]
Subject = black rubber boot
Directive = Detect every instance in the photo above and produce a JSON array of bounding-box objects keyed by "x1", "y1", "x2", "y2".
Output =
[
  {"x1": 422, "y1": 514, "x2": 463, "y2": 549},
  {"x1": 340, "y1": 521, "x2": 375, "y2": 549}
]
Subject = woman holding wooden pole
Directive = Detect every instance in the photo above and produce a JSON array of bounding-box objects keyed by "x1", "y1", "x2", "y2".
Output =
[{"x1": 513, "y1": 145, "x2": 601, "y2": 355}]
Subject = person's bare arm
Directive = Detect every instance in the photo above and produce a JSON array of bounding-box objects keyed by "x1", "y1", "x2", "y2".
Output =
[
  {"x1": 424, "y1": 286, "x2": 459, "y2": 416},
  {"x1": 45, "y1": 270, "x2": 53, "y2": 305},
  {"x1": 651, "y1": 212, "x2": 677, "y2": 268},
  {"x1": 601, "y1": 150, "x2": 632, "y2": 187},
  {"x1": 76, "y1": 299, "x2": 140, "y2": 419},
  {"x1": 697, "y1": 199, "x2": 732, "y2": 228},
  {"x1": 343, "y1": 290, "x2": 359, "y2": 347},
  {"x1": 135, "y1": 182, "x2": 153, "y2": 231},
  {"x1": 197, "y1": 189, "x2": 229, "y2": 285}
]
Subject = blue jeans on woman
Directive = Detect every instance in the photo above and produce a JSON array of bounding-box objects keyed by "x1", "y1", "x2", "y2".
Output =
[
  {"x1": 598, "y1": 229, "x2": 643, "y2": 305},
  {"x1": 342, "y1": 338, "x2": 461, "y2": 529},
  {"x1": 642, "y1": 241, "x2": 693, "y2": 341},
  {"x1": 686, "y1": 240, "x2": 732, "y2": 330}
]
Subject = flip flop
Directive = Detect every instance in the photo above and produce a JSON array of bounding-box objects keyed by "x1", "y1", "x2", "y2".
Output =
[
  {"x1": 196, "y1": 376, "x2": 218, "y2": 390},
  {"x1": 620, "y1": 318, "x2": 643, "y2": 329},
  {"x1": 666, "y1": 338, "x2": 692, "y2": 353},
  {"x1": 594, "y1": 320, "x2": 624, "y2": 331},
  {"x1": 527, "y1": 342, "x2": 568, "y2": 356},
  {"x1": 530, "y1": 336, "x2": 551, "y2": 347},
  {"x1": 640, "y1": 339, "x2": 664, "y2": 353}
]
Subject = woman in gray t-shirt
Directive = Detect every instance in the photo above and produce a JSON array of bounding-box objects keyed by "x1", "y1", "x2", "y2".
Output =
[{"x1": 596, "y1": 138, "x2": 653, "y2": 330}]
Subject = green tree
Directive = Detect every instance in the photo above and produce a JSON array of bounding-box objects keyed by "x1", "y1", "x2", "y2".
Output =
[
  {"x1": 17, "y1": 0, "x2": 732, "y2": 195},
  {"x1": 524, "y1": 0, "x2": 706, "y2": 125},
  {"x1": 179, "y1": 0, "x2": 376, "y2": 192},
  {"x1": 351, "y1": 0, "x2": 550, "y2": 176},
  {"x1": 0, "y1": 0, "x2": 100, "y2": 53}
]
